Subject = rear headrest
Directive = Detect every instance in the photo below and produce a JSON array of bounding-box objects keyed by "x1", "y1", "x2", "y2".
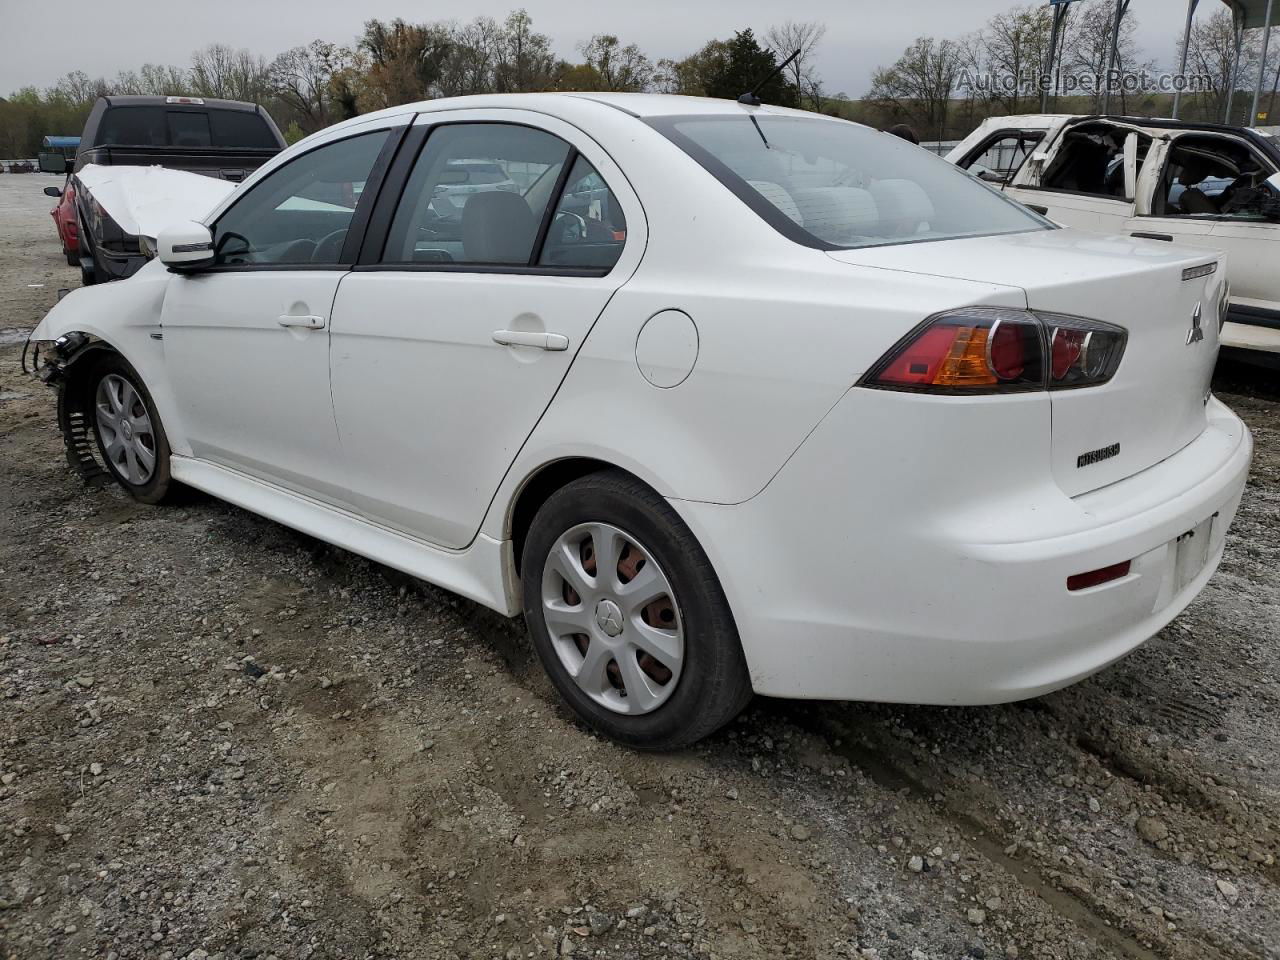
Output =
[
  {"x1": 748, "y1": 180, "x2": 803, "y2": 224},
  {"x1": 869, "y1": 179, "x2": 934, "y2": 236},
  {"x1": 791, "y1": 187, "x2": 879, "y2": 242},
  {"x1": 462, "y1": 191, "x2": 536, "y2": 263}
]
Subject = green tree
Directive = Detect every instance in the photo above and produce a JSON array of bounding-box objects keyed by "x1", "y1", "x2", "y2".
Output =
[{"x1": 703, "y1": 29, "x2": 797, "y2": 106}]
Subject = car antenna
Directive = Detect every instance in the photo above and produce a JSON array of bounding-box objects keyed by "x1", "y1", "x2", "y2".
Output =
[{"x1": 738, "y1": 48, "x2": 801, "y2": 107}]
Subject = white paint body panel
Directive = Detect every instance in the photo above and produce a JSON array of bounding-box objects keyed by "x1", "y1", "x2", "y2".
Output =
[{"x1": 31, "y1": 93, "x2": 1255, "y2": 706}]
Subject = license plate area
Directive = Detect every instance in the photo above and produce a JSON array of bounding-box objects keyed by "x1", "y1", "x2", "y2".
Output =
[{"x1": 1172, "y1": 514, "x2": 1215, "y2": 594}]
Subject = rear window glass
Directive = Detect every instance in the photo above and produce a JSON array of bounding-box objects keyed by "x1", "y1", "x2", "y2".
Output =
[
  {"x1": 96, "y1": 106, "x2": 280, "y2": 149},
  {"x1": 649, "y1": 114, "x2": 1049, "y2": 250}
]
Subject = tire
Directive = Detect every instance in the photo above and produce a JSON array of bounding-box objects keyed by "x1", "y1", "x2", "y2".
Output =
[
  {"x1": 521, "y1": 470, "x2": 752, "y2": 750},
  {"x1": 65, "y1": 245, "x2": 78, "y2": 267},
  {"x1": 88, "y1": 354, "x2": 179, "y2": 504}
]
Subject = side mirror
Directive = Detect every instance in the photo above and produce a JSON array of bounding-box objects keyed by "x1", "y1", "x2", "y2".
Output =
[
  {"x1": 157, "y1": 220, "x2": 215, "y2": 271},
  {"x1": 44, "y1": 186, "x2": 62, "y2": 198},
  {"x1": 38, "y1": 153, "x2": 67, "y2": 174}
]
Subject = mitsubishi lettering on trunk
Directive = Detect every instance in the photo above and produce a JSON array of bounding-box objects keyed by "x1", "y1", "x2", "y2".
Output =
[{"x1": 27, "y1": 93, "x2": 1253, "y2": 751}]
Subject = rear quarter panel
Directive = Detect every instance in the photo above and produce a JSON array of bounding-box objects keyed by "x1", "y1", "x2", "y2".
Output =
[{"x1": 482, "y1": 252, "x2": 1026, "y2": 540}]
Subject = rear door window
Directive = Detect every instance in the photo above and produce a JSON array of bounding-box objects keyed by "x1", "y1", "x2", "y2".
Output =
[
  {"x1": 1155, "y1": 134, "x2": 1277, "y2": 219},
  {"x1": 538, "y1": 156, "x2": 627, "y2": 269},
  {"x1": 381, "y1": 123, "x2": 570, "y2": 266}
]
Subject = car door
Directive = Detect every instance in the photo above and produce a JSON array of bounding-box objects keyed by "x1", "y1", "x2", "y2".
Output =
[
  {"x1": 1124, "y1": 131, "x2": 1280, "y2": 313},
  {"x1": 952, "y1": 128, "x2": 1047, "y2": 188},
  {"x1": 328, "y1": 111, "x2": 645, "y2": 549},
  {"x1": 1007, "y1": 121, "x2": 1148, "y2": 233},
  {"x1": 161, "y1": 121, "x2": 405, "y2": 506}
]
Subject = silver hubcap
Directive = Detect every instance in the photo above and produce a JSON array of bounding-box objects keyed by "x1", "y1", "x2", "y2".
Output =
[
  {"x1": 541, "y1": 522, "x2": 684, "y2": 715},
  {"x1": 95, "y1": 373, "x2": 156, "y2": 485}
]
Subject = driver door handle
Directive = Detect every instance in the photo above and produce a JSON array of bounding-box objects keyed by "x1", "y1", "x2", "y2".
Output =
[
  {"x1": 492, "y1": 330, "x2": 569, "y2": 351},
  {"x1": 278, "y1": 314, "x2": 326, "y2": 329}
]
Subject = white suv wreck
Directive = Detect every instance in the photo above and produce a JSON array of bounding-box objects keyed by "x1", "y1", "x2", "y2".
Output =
[{"x1": 948, "y1": 113, "x2": 1280, "y2": 367}]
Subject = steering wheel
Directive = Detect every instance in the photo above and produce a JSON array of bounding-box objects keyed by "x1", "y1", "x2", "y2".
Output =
[
  {"x1": 553, "y1": 211, "x2": 587, "y2": 243},
  {"x1": 312, "y1": 228, "x2": 349, "y2": 263}
]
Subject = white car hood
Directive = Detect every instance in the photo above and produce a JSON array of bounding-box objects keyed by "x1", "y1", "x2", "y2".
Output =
[{"x1": 75, "y1": 163, "x2": 235, "y2": 239}]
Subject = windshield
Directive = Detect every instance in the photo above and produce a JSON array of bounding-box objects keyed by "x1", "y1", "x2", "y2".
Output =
[{"x1": 650, "y1": 114, "x2": 1050, "y2": 250}]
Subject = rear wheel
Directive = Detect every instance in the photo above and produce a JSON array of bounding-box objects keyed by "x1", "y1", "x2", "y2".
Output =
[
  {"x1": 89, "y1": 355, "x2": 178, "y2": 504},
  {"x1": 521, "y1": 471, "x2": 752, "y2": 750}
]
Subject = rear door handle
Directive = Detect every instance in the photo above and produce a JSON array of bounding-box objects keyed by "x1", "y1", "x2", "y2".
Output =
[
  {"x1": 492, "y1": 330, "x2": 569, "y2": 351},
  {"x1": 278, "y1": 315, "x2": 326, "y2": 329}
]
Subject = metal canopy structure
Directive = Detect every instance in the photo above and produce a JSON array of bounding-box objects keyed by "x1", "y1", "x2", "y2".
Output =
[
  {"x1": 1173, "y1": 0, "x2": 1280, "y2": 121},
  {"x1": 1039, "y1": 0, "x2": 1280, "y2": 124}
]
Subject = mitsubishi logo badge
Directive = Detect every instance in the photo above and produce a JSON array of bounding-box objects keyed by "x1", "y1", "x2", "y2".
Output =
[
  {"x1": 1187, "y1": 302, "x2": 1205, "y2": 345},
  {"x1": 595, "y1": 599, "x2": 624, "y2": 637}
]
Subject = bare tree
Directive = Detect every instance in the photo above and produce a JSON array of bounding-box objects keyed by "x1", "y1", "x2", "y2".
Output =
[
  {"x1": 50, "y1": 71, "x2": 109, "y2": 106},
  {"x1": 190, "y1": 44, "x2": 271, "y2": 102},
  {"x1": 868, "y1": 36, "x2": 962, "y2": 139},
  {"x1": 494, "y1": 11, "x2": 560, "y2": 92},
  {"x1": 436, "y1": 17, "x2": 501, "y2": 97},
  {"x1": 764, "y1": 20, "x2": 827, "y2": 110},
  {"x1": 1179, "y1": 9, "x2": 1266, "y2": 122},
  {"x1": 1062, "y1": 0, "x2": 1151, "y2": 112},
  {"x1": 978, "y1": 4, "x2": 1056, "y2": 113},
  {"x1": 652, "y1": 40, "x2": 731, "y2": 96},
  {"x1": 578, "y1": 35, "x2": 654, "y2": 92},
  {"x1": 271, "y1": 41, "x2": 352, "y2": 132}
]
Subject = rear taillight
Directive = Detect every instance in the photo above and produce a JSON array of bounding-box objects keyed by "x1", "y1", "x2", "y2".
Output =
[{"x1": 862, "y1": 307, "x2": 1126, "y2": 394}]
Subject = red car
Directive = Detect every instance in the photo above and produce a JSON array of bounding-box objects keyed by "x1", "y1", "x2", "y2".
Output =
[{"x1": 44, "y1": 179, "x2": 79, "y2": 266}]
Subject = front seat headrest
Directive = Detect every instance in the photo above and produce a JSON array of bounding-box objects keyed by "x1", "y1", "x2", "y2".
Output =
[{"x1": 462, "y1": 191, "x2": 536, "y2": 263}]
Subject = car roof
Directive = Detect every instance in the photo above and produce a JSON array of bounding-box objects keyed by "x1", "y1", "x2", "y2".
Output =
[{"x1": 323, "y1": 92, "x2": 856, "y2": 134}]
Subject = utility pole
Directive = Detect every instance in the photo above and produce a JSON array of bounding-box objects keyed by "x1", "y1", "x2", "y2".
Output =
[
  {"x1": 1172, "y1": 0, "x2": 1201, "y2": 119},
  {"x1": 1041, "y1": 0, "x2": 1074, "y2": 113},
  {"x1": 1252, "y1": 0, "x2": 1276, "y2": 124},
  {"x1": 1101, "y1": 0, "x2": 1131, "y2": 115}
]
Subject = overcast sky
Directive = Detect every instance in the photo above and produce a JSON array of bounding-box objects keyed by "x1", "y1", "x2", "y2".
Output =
[{"x1": 1, "y1": 0, "x2": 1206, "y2": 99}]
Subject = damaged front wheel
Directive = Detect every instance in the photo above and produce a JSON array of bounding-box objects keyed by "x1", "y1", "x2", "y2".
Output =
[{"x1": 89, "y1": 356, "x2": 179, "y2": 504}]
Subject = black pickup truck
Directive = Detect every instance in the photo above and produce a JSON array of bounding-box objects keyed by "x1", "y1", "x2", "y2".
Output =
[{"x1": 45, "y1": 95, "x2": 286, "y2": 284}]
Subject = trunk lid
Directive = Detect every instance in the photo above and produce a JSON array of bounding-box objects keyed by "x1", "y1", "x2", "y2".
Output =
[{"x1": 831, "y1": 229, "x2": 1224, "y2": 495}]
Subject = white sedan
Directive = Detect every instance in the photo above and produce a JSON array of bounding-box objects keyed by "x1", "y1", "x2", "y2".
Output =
[{"x1": 29, "y1": 94, "x2": 1252, "y2": 750}]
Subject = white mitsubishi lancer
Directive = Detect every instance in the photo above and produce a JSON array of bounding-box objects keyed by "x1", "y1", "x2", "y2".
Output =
[{"x1": 28, "y1": 93, "x2": 1252, "y2": 750}]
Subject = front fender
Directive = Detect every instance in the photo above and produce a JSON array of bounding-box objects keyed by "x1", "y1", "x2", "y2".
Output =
[{"x1": 31, "y1": 261, "x2": 191, "y2": 457}]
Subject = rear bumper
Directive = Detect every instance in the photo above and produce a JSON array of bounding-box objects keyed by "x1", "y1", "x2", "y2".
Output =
[{"x1": 672, "y1": 394, "x2": 1252, "y2": 703}]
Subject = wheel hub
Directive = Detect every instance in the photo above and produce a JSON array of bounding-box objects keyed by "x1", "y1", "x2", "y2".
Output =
[
  {"x1": 594, "y1": 598, "x2": 624, "y2": 637},
  {"x1": 541, "y1": 522, "x2": 685, "y2": 716}
]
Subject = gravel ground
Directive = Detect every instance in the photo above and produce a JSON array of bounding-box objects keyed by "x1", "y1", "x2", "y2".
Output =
[{"x1": 1, "y1": 173, "x2": 1277, "y2": 960}]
